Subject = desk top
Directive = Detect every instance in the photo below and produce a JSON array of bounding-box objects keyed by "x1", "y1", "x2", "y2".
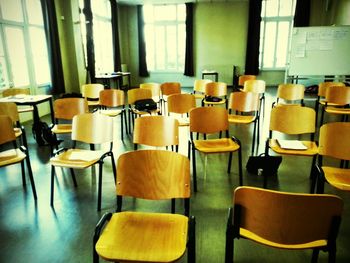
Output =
[
  {"x1": 95, "y1": 72, "x2": 131, "y2": 79},
  {"x1": 0, "y1": 94, "x2": 52, "y2": 105}
]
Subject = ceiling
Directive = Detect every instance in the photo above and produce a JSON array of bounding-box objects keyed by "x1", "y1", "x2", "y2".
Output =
[{"x1": 117, "y1": 0, "x2": 243, "y2": 5}]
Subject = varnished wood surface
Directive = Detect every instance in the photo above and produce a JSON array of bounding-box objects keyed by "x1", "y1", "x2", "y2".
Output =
[
  {"x1": 117, "y1": 149, "x2": 190, "y2": 199},
  {"x1": 99, "y1": 89, "x2": 125, "y2": 108},
  {"x1": 127, "y1": 88, "x2": 153, "y2": 105},
  {"x1": 0, "y1": 115, "x2": 17, "y2": 144},
  {"x1": 189, "y1": 107, "x2": 229, "y2": 134},
  {"x1": 243, "y1": 79, "x2": 266, "y2": 94},
  {"x1": 81, "y1": 83, "x2": 104, "y2": 100},
  {"x1": 234, "y1": 186, "x2": 343, "y2": 247},
  {"x1": 276, "y1": 83, "x2": 305, "y2": 102},
  {"x1": 269, "y1": 139, "x2": 318, "y2": 156},
  {"x1": 167, "y1": 93, "x2": 196, "y2": 115},
  {"x1": 193, "y1": 79, "x2": 212, "y2": 94},
  {"x1": 54, "y1": 98, "x2": 88, "y2": 120},
  {"x1": 50, "y1": 149, "x2": 102, "y2": 169},
  {"x1": 0, "y1": 102, "x2": 20, "y2": 122},
  {"x1": 96, "y1": 211, "x2": 188, "y2": 262},
  {"x1": 160, "y1": 82, "x2": 181, "y2": 96},
  {"x1": 318, "y1": 82, "x2": 345, "y2": 97},
  {"x1": 194, "y1": 138, "x2": 240, "y2": 154},
  {"x1": 322, "y1": 166, "x2": 350, "y2": 191},
  {"x1": 325, "y1": 85, "x2": 350, "y2": 105},
  {"x1": 228, "y1": 91, "x2": 259, "y2": 113},
  {"x1": 238, "y1": 75, "x2": 256, "y2": 86}
]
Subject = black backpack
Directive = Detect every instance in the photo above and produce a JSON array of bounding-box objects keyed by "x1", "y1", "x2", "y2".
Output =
[
  {"x1": 32, "y1": 121, "x2": 60, "y2": 146},
  {"x1": 134, "y1": 98, "x2": 157, "y2": 112}
]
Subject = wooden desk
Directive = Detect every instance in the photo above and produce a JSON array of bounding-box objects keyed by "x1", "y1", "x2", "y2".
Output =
[
  {"x1": 202, "y1": 70, "x2": 219, "y2": 82},
  {"x1": 95, "y1": 72, "x2": 131, "y2": 90}
]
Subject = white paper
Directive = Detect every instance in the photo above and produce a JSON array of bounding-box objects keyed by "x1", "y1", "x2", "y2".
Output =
[
  {"x1": 68, "y1": 151, "x2": 102, "y2": 161},
  {"x1": 277, "y1": 140, "x2": 307, "y2": 150}
]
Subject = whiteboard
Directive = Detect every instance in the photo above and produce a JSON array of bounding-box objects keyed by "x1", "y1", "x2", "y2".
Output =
[{"x1": 287, "y1": 26, "x2": 350, "y2": 76}]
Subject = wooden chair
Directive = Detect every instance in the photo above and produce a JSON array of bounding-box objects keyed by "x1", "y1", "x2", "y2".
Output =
[
  {"x1": 0, "y1": 102, "x2": 28, "y2": 148},
  {"x1": 316, "y1": 122, "x2": 350, "y2": 194},
  {"x1": 203, "y1": 81, "x2": 228, "y2": 108},
  {"x1": 160, "y1": 82, "x2": 181, "y2": 114},
  {"x1": 0, "y1": 115, "x2": 37, "y2": 200},
  {"x1": 265, "y1": 105, "x2": 318, "y2": 190},
  {"x1": 225, "y1": 186, "x2": 343, "y2": 263},
  {"x1": 274, "y1": 83, "x2": 305, "y2": 106},
  {"x1": 167, "y1": 93, "x2": 196, "y2": 126},
  {"x1": 315, "y1": 82, "x2": 345, "y2": 127},
  {"x1": 93, "y1": 149, "x2": 195, "y2": 263},
  {"x1": 49, "y1": 113, "x2": 116, "y2": 211},
  {"x1": 81, "y1": 83, "x2": 104, "y2": 108},
  {"x1": 133, "y1": 115, "x2": 179, "y2": 151},
  {"x1": 2, "y1": 88, "x2": 34, "y2": 113},
  {"x1": 140, "y1": 82, "x2": 161, "y2": 111},
  {"x1": 189, "y1": 107, "x2": 243, "y2": 192},
  {"x1": 242, "y1": 79, "x2": 266, "y2": 118},
  {"x1": 228, "y1": 92, "x2": 260, "y2": 155},
  {"x1": 127, "y1": 88, "x2": 160, "y2": 134},
  {"x1": 192, "y1": 79, "x2": 213, "y2": 102},
  {"x1": 238, "y1": 75, "x2": 256, "y2": 87},
  {"x1": 320, "y1": 85, "x2": 350, "y2": 125},
  {"x1": 98, "y1": 89, "x2": 127, "y2": 140}
]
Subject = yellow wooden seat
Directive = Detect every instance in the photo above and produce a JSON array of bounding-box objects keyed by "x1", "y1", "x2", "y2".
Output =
[
  {"x1": 228, "y1": 91, "x2": 260, "y2": 155},
  {"x1": 2, "y1": 88, "x2": 34, "y2": 113},
  {"x1": 93, "y1": 149, "x2": 195, "y2": 263},
  {"x1": 81, "y1": 83, "x2": 104, "y2": 108},
  {"x1": 133, "y1": 115, "x2": 179, "y2": 151},
  {"x1": 167, "y1": 93, "x2": 196, "y2": 126},
  {"x1": 265, "y1": 105, "x2": 318, "y2": 189},
  {"x1": 49, "y1": 113, "x2": 116, "y2": 211},
  {"x1": 238, "y1": 74, "x2": 256, "y2": 87},
  {"x1": 140, "y1": 82, "x2": 161, "y2": 111},
  {"x1": 225, "y1": 186, "x2": 343, "y2": 263},
  {"x1": 0, "y1": 115, "x2": 37, "y2": 200},
  {"x1": 274, "y1": 83, "x2": 305, "y2": 106},
  {"x1": 160, "y1": 82, "x2": 181, "y2": 114},
  {"x1": 99, "y1": 89, "x2": 127, "y2": 140},
  {"x1": 242, "y1": 79, "x2": 266, "y2": 118},
  {"x1": 202, "y1": 81, "x2": 228, "y2": 108},
  {"x1": 192, "y1": 79, "x2": 212, "y2": 101},
  {"x1": 316, "y1": 122, "x2": 350, "y2": 194},
  {"x1": 189, "y1": 106, "x2": 242, "y2": 192}
]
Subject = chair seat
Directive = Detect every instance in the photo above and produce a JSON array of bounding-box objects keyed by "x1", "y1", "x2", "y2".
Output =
[
  {"x1": 0, "y1": 149, "x2": 26, "y2": 167},
  {"x1": 203, "y1": 99, "x2": 226, "y2": 106},
  {"x1": 319, "y1": 100, "x2": 344, "y2": 107},
  {"x1": 194, "y1": 138, "x2": 240, "y2": 154},
  {"x1": 51, "y1": 124, "x2": 72, "y2": 134},
  {"x1": 269, "y1": 139, "x2": 318, "y2": 156},
  {"x1": 322, "y1": 166, "x2": 350, "y2": 191},
  {"x1": 239, "y1": 227, "x2": 327, "y2": 250},
  {"x1": 96, "y1": 211, "x2": 188, "y2": 262},
  {"x1": 325, "y1": 107, "x2": 350, "y2": 115},
  {"x1": 99, "y1": 109, "x2": 123, "y2": 117},
  {"x1": 14, "y1": 127, "x2": 22, "y2": 138},
  {"x1": 87, "y1": 100, "x2": 100, "y2": 107},
  {"x1": 17, "y1": 105, "x2": 34, "y2": 113},
  {"x1": 228, "y1": 114, "x2": 256, "y2": 124},
  {"x1": 131, "y1": 107, "x2": 160, "y2": 116},
  {"x1": 50, "y1": 149, "x2": 103, "y2": 169}
]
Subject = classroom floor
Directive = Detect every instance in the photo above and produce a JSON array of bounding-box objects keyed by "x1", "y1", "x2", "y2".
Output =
[{"x1": 1, "y1": 87, "x2": 349, "y2": 263}]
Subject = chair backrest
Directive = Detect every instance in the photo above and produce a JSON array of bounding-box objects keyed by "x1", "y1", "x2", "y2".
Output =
[
  {"x1": 99, "y1": 89, "x2": 125, "y2": 108},
  {"x1": 318, "y1": 82, "x2": 345, "y2": 97},
  {"x1": 269, "y1": 105, "x2": 316, "y2": 135},
  {"x1": 324, "y1": 85, "x2": 350, "y2": 105},
  {"x1": 277, "y1": 84, "x2": 305, "y2": 101},
  {"x1": 0, "y1": 102, "x2": 20, "y2": 123},
  {"x1": 133, "y1": 115, "x2": 179, "y2": 147},
  {"x1": 2, "y1": 88, "x2": 30, "y2": 97},
  {"x1": 116, "y1": 149, "x2": 190, "y2": 200},
  {"x1": 0, "y1": 115, "x2": 16, "y2": 145},
  {"x1": 233, "y1": 186, "x2": 343, "y2": 246},
  {"x1": 167, "y1": 93, "x2": 196, "y2": 115},
  {"x1": 238, "y1": 75, "x2": 256, "y2": 86},
  {"x1": 81, "y1": 84, "x2": 104, "y2": 100},
  {"x1": 243, "y1": 79, "x2": 266, "y2": 94},
  {"x1": 140, "y1": 83, "x2": 161, "y2": 98},
  {"x1": 193, "y1": 79, "x2": 212, "y2": 94},
  {"x1": 72, "y1": 113, "x2": 113, "y2": 144},
  {"x1": 54, "y1": 98, "x2": 88, "y2": 120},
  {"x1": 160, "y1": 82, "x2": 181, "y2": 96},
  {"x1": 205, "y1": 82, "x2": 227, "y2": 97},
  {"x1": 127, "y1": 88, "x2": 153, "y2": 105},
  {"x1": 319, "y1": 122, "x2": 350, "y2": 161},
  {"x1": 189, "y1": 106, "x2": 229, "y2": 134},
  {"x1": 228, "y1": 92, "x2": 259, "y2": 113}
]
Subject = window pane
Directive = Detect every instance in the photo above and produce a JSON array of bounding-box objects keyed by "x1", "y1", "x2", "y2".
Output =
[
  {"x1": 26, "y1": 0, "x2": 44, "y2": 25},
  {"x1": 154, "y1": 5, "x2": 176, "y2": 21},
  {"x1": 166, "y1": 26, "x2": 176, "y2": 70},
  {"x1": 93, "y1": 20, "x2": 113, "y2": 73},
  {"x1": 275, "y1": 22, "x2": 290, "y2": 67},
  {"x1": 0, "y1": 34, "x2": 9, "y2": 88},
  {"x1": 144, "y1": 25, "x2": 155, "y2": 70},
  {"x1": 263, "y1": 22, "x2": 276, "y2": 68},
  {"x1": 155, "y1": 26, "x2": 165, "y2": 69},
  {"x1": 265, "y1": 0, "x2": 278, "y2": 17},
  {"x1": 29, "y1": 27, "x2": 51, "y2": 84},
  {"x1": 4, "y1": 27, "x2": 29, "y2": 86},
  {"x1": 279, "y1": 0, "x2": 294, "y2": 16},
  {"x1": 143, "y1": 5, "x2": 154, "y2": 23},
  {"x1": 177, "y1": 24, "x2": 186, "y2": 70},
  {"x1": 92, "y1": 0, "x2": 111, "y2": 18},
  {"x1": 177, "y1": 4, "x2": 186, "y2": 21},
  {"x1": 0, "y1": 0, "x2": 24, "y2": 22}
]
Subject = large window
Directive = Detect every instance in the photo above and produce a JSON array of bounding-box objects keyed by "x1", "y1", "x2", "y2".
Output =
[
  {"x1": 143, "y1": 4, "x2": 186, "y2": 72},
  {"x1": 259, "y1": 0, "x2": 296, "y2": 70},
  {"x1": 0, "y1": 0, "x2": 51, "y2": 90},
  {"x1": 79, "y1": 0, "x2": 114, "y2": 74}
]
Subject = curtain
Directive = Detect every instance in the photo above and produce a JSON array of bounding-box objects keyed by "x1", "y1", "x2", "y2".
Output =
[
  {"x1": 40, "y1": 0, "x2": 65, "y2": 95},
  {"x1": 244, "y1": 0, "x2": 262, "y2": 75},
  {"x1": 294, "y1": 0, "x2": 311, "y2": 27},
  {"x1": 110, "y1": 0, "x2": 121, "y2": 72},
  {"x1": 137, "y1": 5, "x2": 149, "y2": 77},
  {"x1": 184, "y1": 3, "x2": 194, "y2": 76},
  {"x1": 83, "y1": 0, "x2": 96, "y2": 83}
]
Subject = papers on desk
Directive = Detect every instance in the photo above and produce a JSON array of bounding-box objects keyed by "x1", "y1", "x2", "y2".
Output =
[
  {"x1": 277, "y1": 139, "x2": 308, "y2": 150},
  {"x1": 68, "y1": 151, "x2": 102, "y2": 161}
]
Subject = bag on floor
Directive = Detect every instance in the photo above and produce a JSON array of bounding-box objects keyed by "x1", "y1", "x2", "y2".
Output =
[
  {"x1": 32, "y1": 121, "x2": 60, "y2": 147},
  {"x1": 246, "y1": 153, "x2": 282, "y2": 176}
]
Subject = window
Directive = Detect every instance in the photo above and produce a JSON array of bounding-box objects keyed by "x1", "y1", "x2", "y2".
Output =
[
  {"x1": 79, "y1": 0, "x2": 114, "y2": 74},
  {"x1": 0, "y1": 0, "x2": 51, "y2": 89},
  {"x1": 143, "y1": 4, "x2": 186, "y2": 72},
  {"x1": 259, "y1": 0, "x2": 296, "y2": 70}
]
